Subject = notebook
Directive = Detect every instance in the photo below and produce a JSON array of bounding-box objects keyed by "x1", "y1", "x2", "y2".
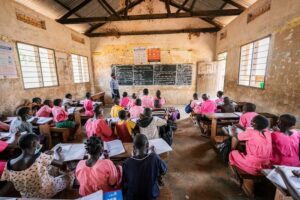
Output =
[
  {"x1": 53, "y1": 143, "x2": 86, "y2": 162},
  {"x1": 149, "y1": 138, "x2": 172, "y2": 155},
  {"x1": 267, "y1": 166, "x2": 300, "y2": 190},
  {"x1": 103, "y1": 140, "x2": 125, "y2": 157}
]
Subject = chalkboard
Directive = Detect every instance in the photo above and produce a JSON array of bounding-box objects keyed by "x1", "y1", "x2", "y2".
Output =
[
  {"x1": 133, "y1": 65, "x2": 153, "y2": 85},
  {"x1": 154, "y1": 65, "x2": 176, "y2": 85},
  {"x1": 176, "y1": 64, "x2": 192, "y2": 85},
  {"x1": 115, "y1": 65, "x2": 133, "y2": 85}
]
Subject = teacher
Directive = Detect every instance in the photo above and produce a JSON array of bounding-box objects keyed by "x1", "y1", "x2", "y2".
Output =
[{"x1": 110, "y1": 73, "x2": 120, "y2": 99}]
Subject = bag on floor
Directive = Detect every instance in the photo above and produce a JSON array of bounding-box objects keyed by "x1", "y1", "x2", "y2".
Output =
[
  {"x1": 159, "y1": 123, "x2": 173, "y2": 146},
  {"x1": 185, "y1": 104, "x2": 192, "y2": 114},
  {"x1": 217, "y1": 138, "x2": 232, "y2": 164}
]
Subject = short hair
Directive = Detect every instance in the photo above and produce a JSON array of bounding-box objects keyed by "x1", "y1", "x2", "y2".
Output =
[
  {"x1": 156, "y1": 90, "x2": 161, "y2": 99},
  {"x1": 202, "y1": 94, "x2": 208, "y2": 100},
  {"x1": 134, "y1": 134, "x2": 148, "y2": 150},
  {"x1": 243, "y1": 103, "x2": 256, "y2": 112},
  {"x1": 118, "y1": 110, "x2": 127, "y2": 120},
  {"x1": 18, "y1": 133, "x2": 39, "y2": 150},
  {"x1": 123, "y1": 92, "x2": 128, "y2": 97},
  {"x1": 132, "y1": 93, "x2": 137, "y2": 99},
  {"x1": 279, "y1": 114, "x2": 297, "y2": 128},
  {"x1": 223, "y1": 97, "x2": 230, "y2": 104},
  {"x1": 154, "y1": 99, "x2": 161, "y2": 108},
  {"x1": 113, "y1": 97, "x2": 120, "y2": 105},
  {"x1": 43, "y1": 99, "x2": 51, "y2": 106},
  {"x1": 86, "y1": 92, "x2": 91, "y2": 98},
  {"x1": 85, "y1": 136, "x2": 103, "y2": 155},
  {"x1": 93, "y1": 104, "x2": 103, "y2": 116},
  {"x1": 217, "y1": 91, "x2": 224, "y2": 96},
  {"x1": 135, "y1": 98, "x2": 142, "y2": 106},
  {"x1": 32, "y1": 97, "x2": 41, "y2": 104},
  {"x1": 16, "y1": 106, "x2": 30, "y2": 117},
  {"x1": 143, "y1": 88, "x2": 149, "y2": 95},
  {"x1": 53, "y1": 99, "x2": 62, "y2": 106},
  {"x1": 111, "y1": 73, "x2": 115, "y2": 77},
  {"x1": 252, "y1": 115, "x2": 269, "y2": 131},
  {"x1": 193, "y1": 93, "x2": 198, "y2": 99},
  {"x1": 143, "y1": 108, "x2": 152, "y2": 117},
  {"x1": 65, "y1": 93, "x2": 72, "y2": 98}
]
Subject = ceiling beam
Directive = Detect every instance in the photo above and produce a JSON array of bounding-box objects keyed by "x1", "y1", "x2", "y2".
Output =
[
  {"x1": 59, "y1": 9, "x2": 243, "y2": 24},
  {"x1": 189, "y1": 0, "x2": 196, "y2": 11},
  {"x1": 176, "y1": 0, "x2": 189, "y2": 13},
  {"x1": 165, "y1": 0, "x2": 171, "y2": 15},
  {"x1": 86, "y1": 27, "x2": 219, "y2": 37},
  {"x1": 97, "y1": 0, "x2": 113, "y2": 15},
  {"x1": 223, "y1": 0, "x2": 246, "y2": 11},
  {"x1": 125, "y1": 0, "x2": 129, "y2": 17},
  {"x1": 98, "y1": 0, "x2": 120, "y2": 18},
  {"x1": 58, "y1": 0, "x2": 92, "y2": 20}
]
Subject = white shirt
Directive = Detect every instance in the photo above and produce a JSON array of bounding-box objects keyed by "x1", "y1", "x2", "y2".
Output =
[{"x1": 139, "y1": 117, "x2": 167, "y2": 140}]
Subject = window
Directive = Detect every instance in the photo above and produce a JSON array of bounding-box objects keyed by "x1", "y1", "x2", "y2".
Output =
[
  {"x1": 217, "y1": 52, "x2": 227, "y2": 91},
  {"x1": 17, "y1": 43, "x2": 58, "y2": 89},
  {"x1": 71, "y1": 54, "x2": 89, "y2": 83},
  {"x1": 238, "y1": 36, "x2": 270, "y2": 88}
]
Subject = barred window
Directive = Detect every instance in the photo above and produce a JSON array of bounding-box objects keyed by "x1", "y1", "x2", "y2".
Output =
[{"x1": 71, "y1": 54, "x2": 89, "y2": 83}]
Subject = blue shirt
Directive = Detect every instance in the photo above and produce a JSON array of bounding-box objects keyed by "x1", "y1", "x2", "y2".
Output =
[{"x1": 110, "y1": 78, "x2": 119, "y2": 92}]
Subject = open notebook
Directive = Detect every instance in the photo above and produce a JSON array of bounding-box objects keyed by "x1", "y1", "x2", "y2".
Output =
[
  {"x1": 267, "y1": 166, "x2": 300, "y2": 190},
  {"x1": 103, "y1": 139, "x2": 125, "y2": 157},
  {"x1": 227, "y1": 125, "x2": 243, "y2": 137},
  {"x1": 53, "y1": 143, "x2": 86, "y2": 162},
  {"x1": 149, "y1": 138, "x2": 172, "y2": 155}
]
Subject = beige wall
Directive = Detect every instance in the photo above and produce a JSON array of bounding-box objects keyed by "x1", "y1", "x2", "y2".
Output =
[
  {"x1": 216, "y1": 0, "x2": 300, "y2": 125},
  {"x1": 0, "y1": 0, "x2": 93, "y2": 115}
]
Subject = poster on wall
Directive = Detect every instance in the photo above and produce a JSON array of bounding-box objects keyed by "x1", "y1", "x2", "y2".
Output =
[
  {"x1": 133, "y1": 47, "x2": 147, "y2": 65},
  {"x1": 0, "y1": 41, "x2": 17, "y2": 79},
  {"x1": 147, "y1": 48, "x2": 160, "y2": 62}
]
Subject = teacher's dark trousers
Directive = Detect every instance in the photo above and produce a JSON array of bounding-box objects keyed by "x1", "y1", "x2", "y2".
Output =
[{"x1": 112, "y1": 89, "x2": 120, "y2": 99}]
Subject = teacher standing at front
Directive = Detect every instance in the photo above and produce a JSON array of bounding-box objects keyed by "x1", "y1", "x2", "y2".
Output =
[{"x1": 110, "y1": 73, "x2": 120, "y2": 99}]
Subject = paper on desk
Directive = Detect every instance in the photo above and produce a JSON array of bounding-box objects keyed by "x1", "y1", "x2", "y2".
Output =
[
  {"x1": 54, "y1": 143, "x2": 86, "y2": 162},
  {"x1": 68, "y1": 107, "x2": 77, "y2": 115},
  {"x1": 79, "y1": 190, "x2": 103, "y2": 200},
  {"x1": 149, "y1": 138, "x2": 172, "y2": 155},
  {"x1": 103, "y1": 139, "x2": 125, "y2": 157},
  {"x1": 3, "y1": 117, "x2": 17, "y2": 123},
  {"x1": 227, "y1": 125, "x2": 243, "y2": 137},
  {"x1": 27, "y1": 117, "x2": 52, "y2": 124},
  {"x1": 0, "y1": 132, "x2": 14, "y2": 144},
  {"x1": 267, "y1": 166, "x2": 300, "y2": 190}
]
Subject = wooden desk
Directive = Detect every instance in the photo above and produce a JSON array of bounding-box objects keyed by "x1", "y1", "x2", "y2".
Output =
[
  {"x1": 91, "y1": 92, "x2": 105, "y2": 105},
  {"x1": 204, "y1": 113, "x2": 240, "y2": 142}
]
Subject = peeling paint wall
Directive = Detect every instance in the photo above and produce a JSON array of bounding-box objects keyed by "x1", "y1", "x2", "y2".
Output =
[
  {"x1": 216, "y1": 0, "x2": 300, "y2": 126},
  {"x1": 0, "y1": 0, "x2": 93, "y2": 115},
  {"x1": 91, "y1": 1, "x2": 216, "y2": 104}
]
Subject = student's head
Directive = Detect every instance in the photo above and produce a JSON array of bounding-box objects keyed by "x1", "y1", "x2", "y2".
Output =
[
  {"x1": 53, "y1": 99, "x2": 63, "y2": 107},
  {"x1": 156, "y1": 90, "x2": 161, "y2": 99},
  {"x1": 43, "y1": 99, "x2": 53, "y2": 107},
  {"x1": 202, "y1": 94, "x2": 209, "y2": 101},
  {"x1": 135, "y1": 98, "x2": 142, "y2": 106},
  {"x1": 18, "y1": 133, "x2": 40, "y2": 153},
  {"x1": 193, "y1": 93, "x2": 198, "y2": 100},
  {"x1": 123, "y1": 92, "x2": 128, "y2": 98},
  {"x1": 278, "y1": 114, "x2": 297, "y2": 132},
  {"x1": 217, "y1": 91, "x2": 224, "y2": 98},
  {"x1": 143, "y1": 88, "x2": 149, "y2": 95},
  {"x1": 243, "y1": 103, "x2": 256, "y2": 113},
  {"x1": 114, "y1": 97, "x2": 120, "y2": 105},
  {"x1": 85, "y1": 136, "x2": 103, "y2": 157},
  {"x1": 65, "y1": 93, "x2": 72, "y2": 99},
  {"x1": 86, "y1": 92, "x2": 91, "y2": 99},
  {"x1": 118, "y1": 110, "x2": 127, "y2": 120},
  {"x1": 154, "y1": 99, "x2": 161, "y2": 108},
  {"x1": 111, "y1": 73, "x2": 116, "y2": 79},
  {"x1": 32, "y1": 97, "x2": 42, "y2": 104},
  {"x1": 223, "y1": 97, "x2": 230, "y2": 105},
  {"x1": 143, "y1": 108, "x2": 152, "y2": 118},
  {"x1": 16, "y1": 106, "x2": 31, "y2": 120},
  {"x1": 93, "y1": 104, "x2": 104, "y2": 117},
  {"x1": 132, "y1": 93, "x2": 137, "y2": 99},
  {"x1": 251, "y1": 115, "x2": 269, "y2": 131},
  {"x1": 133, "y1": 134, "x2": 149, "y2": 155}
]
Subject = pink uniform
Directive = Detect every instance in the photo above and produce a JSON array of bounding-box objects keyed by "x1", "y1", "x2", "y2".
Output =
[
  {"x1": 271, "y1": 130, "x2": 300, "y2": 166},
  {"x1": 215, "y1": 97, "x2": 224, "y2": 105},
  {"x1": 84, "y1": 99, "x2": 94, "y2": 117},
  {"x1": 52, "y1": 106, "x2": 68, "y2": 123},
  {"x1": 36, "y1": 105, "x2": 52, "y2": 117},
  {"x1": 229, "y1": 129, "x2": 272, "y2": 175},
  {"x1": 76, "y1": 159, "x2": 121, "y2": 196},
  {"x1": 120, "y1": 97, "x2": 130, "y2": 108},
  {"x1": 153, "y1": 97, "x2": 166, "y2": 107},
  {"x1": 85, "y1": 118, "x2": 115, "y2": 141},
  {"x1": 239, "y1": 112, "x2": 258, "y2": 128},
  {"x1": 195, "y1": 99, "x2": 216, "y2": 114},
  {"x1": 129, "y1": 105, "x2": 144, "y2": 119},
  {"x1": 128, "y1": 98, "x2": 136, "y2": 108},
  {"x1": 141, "y1": 95, "x2": 153, "y2": 108},
  {"x1": 0, "y1": 141, "x2": 8, "y2": 177}
]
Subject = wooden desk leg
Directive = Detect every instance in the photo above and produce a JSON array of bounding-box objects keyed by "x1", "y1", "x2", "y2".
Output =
[{"x1": 211, "y1": 118, "x2": 217, "y2": 142}]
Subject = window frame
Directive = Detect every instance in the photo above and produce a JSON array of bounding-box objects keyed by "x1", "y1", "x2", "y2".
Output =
[
  {"x1": 238, "y1": 35, "x2": 271, "y2": 89},
  {"x1": 70, "y1": 54, "x2": 90, "y2": 84},
  {"x1": 16, "y1": 41, "x2": 59, "y2": 90}
]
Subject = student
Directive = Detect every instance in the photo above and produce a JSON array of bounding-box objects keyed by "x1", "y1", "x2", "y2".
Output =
[
  {"x1": 141, "y1": 88, "x2": 153, "y2": 108},
  {"x1": 62, "y1": 93, "x2": 76, "y2": 109},
  {"x1": 238, "y1": 103, "x2": 258, "y2": 130},
  {"x1": 195, "y1": 94, "x2": 216, "y2": 114},
  {"x1": 76, "y1": 136, "x2": 121, "y2": 196},
  {"x1": 137, "y1": 108, "x2": 167, "y2": 140},
  {"x1": 215, "y1": 91, "x2": 224, "y2": 105},
  {"x1": 190, "y1": 93, "x2": 202, "y2": 113},
  {"x1": 115, "y1": 110, "x2": 136, "y2": 143},
  {"x1": 52, "y1": 99, "x2": 76, "y2": 129},
  {"x1": 129, "y1": 99, "x2": 144, "y2": 119},
  {"x1": 229, "y1": 115, "x2": 272, "y2": 175},
  {"x1": 1, "y1": 133, "x2": 73, "y2": 198},
  {"x1": 153, "y1": 90, "x2": 166, "y2": 107},
  {"x1": 84, "y1": 92, "x2": 94, "y2": 117},
  {"x1": 110, "y1": 98, "x2": 124, "y2": 118},
  {"x1": 10, "y1": 107, "x2": 35, "y2": 134},
  {"x1": 220, "y1": 97, "x2": 235, "y2": 113},
  {"x1": 128, "y1": 93, "x2": 137, "y2": 108},
  {"x1": 123, "y1": 134, "x2": 167, "y2": 200},
  {"x1": 32, "y1": 97, "x2": 42, "y2": 115},
  {"x1": 120, "y1": 92, "x2": 130, "y2": 108},
  {"x1": 36, "y1": 100, "x2": 53, "y2": 118},
  {"x1": 85, "y1": 104, "x2": 115, "y2": 142},
  {"x1": 152, "y1": 99, "x2": 167, "y2": 119},
  {"x1": 271, "y1": 114, "x2": 300, "y2": 166}
]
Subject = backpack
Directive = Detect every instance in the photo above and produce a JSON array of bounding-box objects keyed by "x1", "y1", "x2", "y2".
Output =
[
  {"x1": 185, "y1": 104, "x2": 193, "y2": 113},
  {"x1": 159, "y1": 121, "x2": 174, "y2": 146},
  {"x1": 217, "y1": 138, "x2": 232, "y2": 164}
]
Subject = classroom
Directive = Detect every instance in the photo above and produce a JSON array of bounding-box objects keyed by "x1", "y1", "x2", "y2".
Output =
[{"x1": 0, "y1": 0, "x2": 299, "y2": 199}]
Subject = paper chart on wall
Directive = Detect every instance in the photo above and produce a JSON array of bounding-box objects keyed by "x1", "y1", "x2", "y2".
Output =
[
  {"x1": 0, "y1": 41, "x2": 17, "y2": 79},
  {"x1": 133, "y1": 47, "x2": 147, "y2": 65}
]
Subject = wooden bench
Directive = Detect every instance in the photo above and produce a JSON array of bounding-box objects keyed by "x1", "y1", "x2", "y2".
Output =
[
  {"x1": 158, "y1": 186, "x2": 172, "y2": 200},
  {"x1": 91, "y1": 92, "x2": 105, "y2": 105}
]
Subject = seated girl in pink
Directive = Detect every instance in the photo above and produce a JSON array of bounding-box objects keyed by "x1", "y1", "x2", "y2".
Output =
[
  {"x1": 153, "y1": 90, "x2": 166, "y2": 107},
  {"x1": 128, "y1": 93, "x2": 137, "y2": 108},
  {"x1": 36, "y1": 100, "x2": 53, "y2": 117},
  {"x1": 83, "y1": 92, "x2": 94, "y2": 117},
  {"x1": 238, "y1": 103, "x2": 258, "y2": 130},
  {"x1": 129, "y1": 99, "x2": 144, "y2": 119},
  {"x1": 120, "y1": 92, "x2": 130, "y2": 108},
  {"x1": 229, "y1": 115, "x2": 272, "y2": 175},
  {"x1": 215, "y1": 91, "x2": 224, "y2": 105},
  {"x1": 271, "y1": 114, "x2": 300, "y2": 166},
  {"x1": 141, "y1": 88, "x2": 153, "y2": 108},
  {"x1": 76, "y1": 136, "x2": 122, "y2": 196},
  {"x1": 190, "y1": 93, "x2": 202, "y2": 114},
  {"x1": 194, "y1": 94, "x2": 216, "y2": 114},
  {"x1": 85, "y1": 104, "x2": 116, "y2": 142}
]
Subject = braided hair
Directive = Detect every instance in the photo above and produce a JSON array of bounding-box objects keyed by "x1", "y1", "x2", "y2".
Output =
[
  {"x1": 85, "y1": 136, "x2": 103, "y2": 156},
  {"x1": 252, "y1": 115, "x2": 269, "y2": 137}
]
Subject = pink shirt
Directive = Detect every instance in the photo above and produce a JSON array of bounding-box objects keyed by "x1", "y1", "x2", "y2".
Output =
[
  {"x1": 271, "y1": 130, "x2": 300, "y2": 166},
  {"x1": 76, "y1": 159, "x2": 120, "y2": 196},
  {"x1": 36, "y1": 105, "x2": 52, "y2": 117},
  {"x1": 120, "y1": 97, "x2": 130, "y2": 108},
  {"x1": 141, "y1": 95, "x2": 154, "y2": 108},
  {"x1": 52, "y1": 106, "x2": 68, "y2": 123},
  {"x1": 85, "y1": 118, "x2": 115, "y2": 141},
  {"x1": 195, "y1": 99, "x2": 216, "y2": 114},
  {"x1": 128, "y1": 98, "x2": 136, "y2": 108},
  {"x1": 215, "y1": 97, "x2": 224, "y2": 105},
  {"x1": 129, "y1": 105, "x2": 144, "y2": 119},
  {"x1": 239, "y1": 112, "x2": 258, "y2": 128},
  {"x1": 84, "y1": 99, "x2": 94, "y2": 117},
  {"x1": 153, "y1": 97, "x2": 166, "y2": 106}
]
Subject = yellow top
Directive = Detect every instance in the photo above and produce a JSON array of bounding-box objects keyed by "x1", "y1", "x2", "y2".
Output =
[
  {"x1": 110, "y1": 105, "x2": 124, "y2": 118},
  {"x1": 116, "y1": 120, "x2": 136, "y2": 135}
]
